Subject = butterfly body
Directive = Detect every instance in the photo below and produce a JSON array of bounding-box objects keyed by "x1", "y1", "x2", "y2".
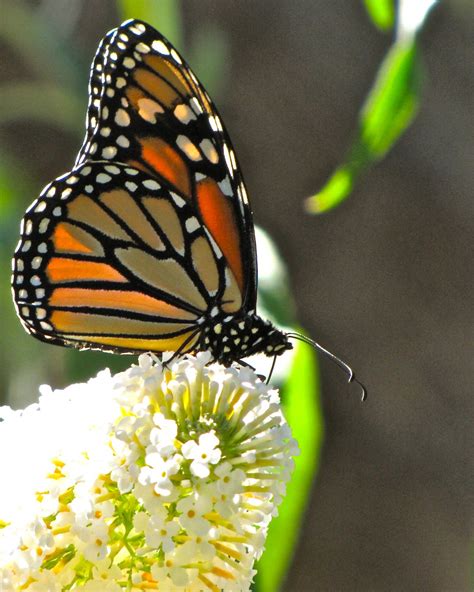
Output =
[{"x1": 12, "y1": 20, "x2": 292, "y2": 366}]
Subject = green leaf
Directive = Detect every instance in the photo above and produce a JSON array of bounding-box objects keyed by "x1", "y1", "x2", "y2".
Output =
[
  {"x1": 255, "y1": 227, "x2": 297, "y2": 329},
  {"x1": 306, "y1": 40, "x2": 421, "y2": 214},
  {"x1": 364, "y1": 0, "x2": 395, "y2": 31},
  {"x1": 255, "y1": 339, "x2": 323, "y2": 591},
  {"x1": 360, "y1": 42, "x2": 420, "y2": 156},
  {"x1": 117, "y1": 0, "x2": 183, "y2": 49}
]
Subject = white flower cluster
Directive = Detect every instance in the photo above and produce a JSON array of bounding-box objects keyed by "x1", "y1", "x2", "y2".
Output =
[{"x1": 0, "y1": 352, "x2": 299, "y2": 591}]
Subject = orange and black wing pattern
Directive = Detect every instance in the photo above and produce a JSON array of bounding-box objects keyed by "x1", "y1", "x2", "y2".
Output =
[
  {"x1": 11, "y1": 19, "x2": 258, "y2": 355},
  {"x1": 76, "y1": 19, "x2": 256, "y2": 310},
  {"x1": 12, "y1": 162, "x2": 244, "y2": 354}
]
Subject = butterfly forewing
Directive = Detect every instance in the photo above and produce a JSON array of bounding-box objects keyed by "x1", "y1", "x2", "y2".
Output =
[
  {"x1": 75, "y1": 19, "x2": 257, "y2": 310},
  {"x1": 12, "y1": 161, "x2": 244, "y2": 354}
]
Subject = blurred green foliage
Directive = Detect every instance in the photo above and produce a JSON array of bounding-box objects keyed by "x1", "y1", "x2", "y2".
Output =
[
  {"x1": 118, "y1": 0, "x2": 183, "y2": 49},
  {"x1": 306, "y1": 0, "x2": 438, "y2": 214},
  {"x1": 364, "y1": 0, "x2": 395, "y2": 31},
  {"x1": 256, "y1": 339, "x2": 323, "y2": 592}
]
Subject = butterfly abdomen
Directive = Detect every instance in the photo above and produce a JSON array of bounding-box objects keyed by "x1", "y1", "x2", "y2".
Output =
[{"x1": 200, "y1": 313, "x2": 292, "y2": 365}]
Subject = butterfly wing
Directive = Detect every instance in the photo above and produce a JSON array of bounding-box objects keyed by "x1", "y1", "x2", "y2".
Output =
[
  {"x1": 12, "y1": 162, "x2": 244, "y2": 354},
  {"x1": 76, "y1": 19, "x2": 257, "y2": 312}
]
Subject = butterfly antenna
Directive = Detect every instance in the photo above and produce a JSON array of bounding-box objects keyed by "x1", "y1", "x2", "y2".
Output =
[
  {"x1": 286, "y1": 332, "x2": 367, "y2": 401},
  {"x1": 266, "y1": 354, "x2": 278, "y2": 385}
]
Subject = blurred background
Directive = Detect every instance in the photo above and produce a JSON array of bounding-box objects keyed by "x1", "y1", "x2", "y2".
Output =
[{"x1": 0, "y1": 1, "x2": 472, "y2": 590}]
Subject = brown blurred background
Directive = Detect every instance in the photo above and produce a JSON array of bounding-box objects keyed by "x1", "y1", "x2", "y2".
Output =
[{"x1": 1, "y1": 1, "x2": 473, "y2": 590}]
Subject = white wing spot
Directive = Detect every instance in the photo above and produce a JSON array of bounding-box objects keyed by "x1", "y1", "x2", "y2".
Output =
[
  {"x1": 190, "y1": 97, "x2": 203, "y2": 115},
  {"x1": 66, "y1": 176, "x2": 79, "y2": 185},
  {"x1": 176, "y1": 135, "x2": 201, "y2": 161},
  {"x1": 85, "y1": 185, "x2": 93, "y2": 193},
  {"x1": 106, "y1": 88, "x2": 115, "y2": 98},
  {"x1": 38, "y1": 219, "x2": 50, "y2": 234},
  {"x1": 143, "y1": 179, "x2": 160, "y2": 191},
  {"x1": 170, "y1": 48, "x2": 182, "y2": 64},
  {"x1": 137, "y1": 97, "x2": 164, "y2": 123},
  {"x1": 185, "y1": 217, "x2": 200, "y2": 233},
  {"x1": 52, "y1": 207, "x2": 62, "y2": 217},
  {"x1": 230, "y1": 149, "x2": 237, "y2": 170},
  {"x1": 105, "y1": 165, "x2": 121, "y2": 175},
  {"x1": 25, "y1": 220, "x2": 33, "y2": 235},
  {"x1": 208, "y1": 115, "x2": 218, "y2": 132},
  {"x1": 119, "y1": 33, "x2": 129, "y2": 42},
  {"x1": 125, "y1": 181, "x2": 138, "y2": 192},
  {"x1": 110, "y1": 52, "x2": 118, "y2": 61},
  {"x1": 80, "y1": 166, "x2": 92, "y2": 176},
  {"x1": 152, "y1": 40, "x2": 169, "y2": 55},
  {"x1": 238, "y1": 183, "x2": 249, "y2": 204},
  {"x1": 174, "y1": 103, "x2": 196, "y2": 124},
  {"x1": 36, "y1": 288, "x2": 45, "y2": 298},
  {"x1": 125, "y1": 168, "x2": 139, "y2": 176},
  {"x1": 129, "y1": 23, "x2": 145, "y2": 35},
  {"x1": 123, "y1": 57, "x2": 135, "y2": 69},
  {"x1": 46, "y1": 187, "x2": 56, "y2": 198},
  {"x1": 40, "y1": 321, "x2": 53, "y2": 331},
  {"x1": 96, "y1": 173, "x2": 112, "y2": 184},
  {"x1": 218, "y1": 176, "x2": 232, "y2": 197},
  {"x1": 117, "y1": 135, "x2": 130, "y2": 148},
  {"x1": 31, "y1": 275, "x2": 41, "y2": 286},
  {"x1": 102, "y1": 106, "x2": 109, "y2": 119},
  {"x1": 170, "y1": 192, "x2": 186, "y2": 208},
  {"x1": 34, "y1": 201, "x2": 47, "y2": 213},
  {"x1": 116, "y1": 77, "x2": 127, "y2": 89},
  {"x1": 115, "y1": 109, "x2": 131, "y2": 126},
  {"x1": 31, "y1": 256, "x2": 42, "y2": 269},
  {"x1": 200, "y1": 139, "x2": 219, "y2": 164},
  {"x1": 223, "y1": 143, "x2": 233, "y2": 176},
  {"x1": 136, "y1": 42, "x2": 151, "y2": 54},
  {"x1": 38, "y1": 243, "x2": 47, "y2": 254},
  {"x1": 102, "y1": 146, "x2": 117, "y2": 159}
]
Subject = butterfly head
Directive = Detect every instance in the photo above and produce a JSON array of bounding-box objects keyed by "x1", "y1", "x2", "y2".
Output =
[{"x1": 200, "y1": 313, "x2": 292, "y2": 366}]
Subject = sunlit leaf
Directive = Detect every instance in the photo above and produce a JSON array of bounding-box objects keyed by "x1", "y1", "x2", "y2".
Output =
[
  {"x1": 306, "y1": 40, "x2": 420, "y2": 213},
  {"x1": 255, "y1": 339, "x2": 323, "y2": 591},
  {"x1": 364, "y1": 0, "x2": 395, "y2": 31},
  {"x1": 306, "y1": 0, "x2": 440, "y2": 214},
  {"x1": 117, "y1": 0, "x2": 183, "y2": 49},
  {"x1": 255, "y1": 227, "x2": 297, "y2": 329}
]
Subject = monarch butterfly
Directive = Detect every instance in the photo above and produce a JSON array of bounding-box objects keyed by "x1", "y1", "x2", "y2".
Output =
[{"x1": 11, "y1": 19, "x2": 365, "y2": 398}]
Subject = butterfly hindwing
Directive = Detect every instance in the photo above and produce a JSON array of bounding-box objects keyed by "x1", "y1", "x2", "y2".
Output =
[
  {"x1": 75, "y1": 19, "x2": 257, "y2": 310},
  {"x1": 12, "y1": 161, "x2": 244, "y2": 354}
]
